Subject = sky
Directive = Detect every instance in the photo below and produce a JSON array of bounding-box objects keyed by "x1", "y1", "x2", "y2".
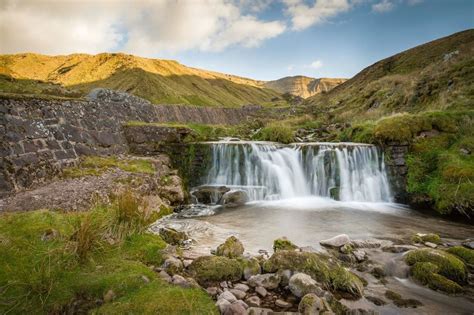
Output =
[{"x1": 1, "y1": 0, "x2": 473, "y2": 80}]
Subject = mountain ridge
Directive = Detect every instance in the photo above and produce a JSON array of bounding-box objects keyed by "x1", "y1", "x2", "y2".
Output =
[{"x1": 264, "y1": 75, "x2": 346, "y2": 99}]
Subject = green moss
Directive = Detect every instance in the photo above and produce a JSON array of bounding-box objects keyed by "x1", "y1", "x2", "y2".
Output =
[
  {"x1": 63, "y1": 156, "x2": 155, "y2": 178},
  {"x1": 384, "y1": 290, "x2": 423, "y2": 308},
  {"x1": 446, "y1": 246, "x2": 474, "y2": 264},
  {"x1": 253, "y1": 123, "x2": 295, "y2": 144},
  {"x1": 411, "y1": 233, "x2": 441, "y2": 244},
  {"x1": 273, "y1": 237, "x2": 298, "y2": 252},
  {"x1": 405, "y1": 249, "x2": 467, "y2": 284},
  {"x1": 238, "y1": 257, "x2": 261, "y2": 280},
  {"x1": 159, "y1": 227, "x2": 188, "y2": 246},
  {"x1": 328, "y1": 266, "x2": 364, "y2": 298},
  {"x1": 411, "y1": 262, "x2": 463, "y2": 294},
  {"x1": 215, "y1": 236, "x2": 245, "y2": 258},
  {"x1": 263, "y1": 250, "x2": 330, "y2": 284},
  {"x1": 188, "y1": 256, "x2": 243, "y2": 285}
]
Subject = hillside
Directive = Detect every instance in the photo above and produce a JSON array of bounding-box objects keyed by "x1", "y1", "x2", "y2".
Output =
[
  {"x1": 0, "y1": 53, "x2": 282, "y2": 107},
  {"x1": 304, "y1": 29, "x2": 474, "y2": 121},
  {"x1": 264, "y1": 76, "x2": 346, "y2": 98}
]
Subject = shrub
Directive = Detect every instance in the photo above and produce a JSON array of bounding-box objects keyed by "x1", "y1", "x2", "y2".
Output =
[{"x1": 253, "y1": 123, "x2": 295, "y2": 143}]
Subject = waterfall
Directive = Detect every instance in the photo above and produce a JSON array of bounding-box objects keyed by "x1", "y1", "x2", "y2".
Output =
[{"x1": 200, "y1": 141, "x2": 393, "y2": 203}]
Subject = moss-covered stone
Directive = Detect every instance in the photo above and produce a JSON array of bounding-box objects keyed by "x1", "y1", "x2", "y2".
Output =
[
  {"x1": 238, "y1": 257, "x2": 261, "y2": 280},
  {"x1": 215, "y1": 236, "x2": 244, "y2": 258},
  {"x1": 411, "y1": 262, "x2": 463, "y2": 294},
  {"x1": 328, "y1": 266, "x2": 364, "y2": 299},
  {"x1": 446, "y1": 246, "x2": 474, "y2": 264},
  {"x1": 158, "y1": 228, "x2": 188, "y2": 246},
  {"x1": 411, "y1": 233, "x2": 441, "y2": 245},
  {"x1": 188, "y1": 256, "x2": 243, "y2": 286},
  {"x1": 273, "y1": 237, "x2": 298, "y2": 252},
  {"x1": 385, "y1": 290, "x2": 422, "y2": 308},
  {"x1": 405, "y1": 249, "x2": 467, "y2": 284},
  {"x1": 262, "y1": 250, "x2": 331, "y2": 284}
]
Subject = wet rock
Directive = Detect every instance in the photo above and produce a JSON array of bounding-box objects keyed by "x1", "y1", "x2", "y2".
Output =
[
  {"x1": 163, "y1": 256, "x2": 183, "y2": 275},
  {"x1": 275, "y1": 299, "x2": 292, "y2": 308},
  {"x1": 216, "y1": 236, "x2": 245, "y2": 258},
  {"x1": 278, "y1": 269, "x2": 293, "y2": 286},
  {"x1": 412, "y1": 233, "x2": 441, "y2": 245},
  {"x1": 273, "y1": 237, "x2": 298, "y2": 252},
  {"x1": 351, "y1": 240, "x2": 381, "y2": 248},
  {"x1": 218, "y1": 291, "x2": 238, "y2": 303},
  {"x1": 462, "y1": 240, "x2": 474, "y2": 249},
  {"x1": 159, "y1": 227, "x2": 188, "y2": 245},
  {"x1": 103, "y1": 289, "x2": 116, "y2": 303},
  {"x1": 255, "y1": 286, "x2": 267, "y2": 297},
  {"x1": 192, "y1": 185, "x2": 230, "y2": 204},
  {"x1": 385, "y1": 290, "x2": 422, "y2": 308},
  {"x1": 353, "y1": 250, "x2": 367, "y2": 262},
  {"x1": 289, "y1": 273, "x2": 323, "y2": 298},
  {"x1": 216, "y1": 299, "x2": 231, "y2": 314},
  {"x1": 246, "y1": 296, "x2": 261, "y2": 307},
  {"x1": 320, "y1": 234, "x2": 351, "y2": 248},
  {"x1": 424, "y1": 242, "x2": 438, "y2": 248},
  {"x1": 248, "y1": 273, "x2": 281, "y2": 289},
  {"x1": 220, "y1": 190, "x2": 249, "y2": 207},
  {"x1": 298, "y1": 293, "x2": 331, "y2": 315},
  {"x1": 382, "y1": 245, "x2": 417, "y2": 253},
  {"x1": 229, "y1": 289, "x2": 247, "y2": 300},
  {"x1": 234, "y1": 283, "x2": 250, "y2": 292},
  {"x1": 366, "y1": 295, "x2": 386, "y2": 306}
]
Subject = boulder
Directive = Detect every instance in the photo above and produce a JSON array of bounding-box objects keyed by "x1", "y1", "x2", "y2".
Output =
[
  {"x1": 320, "y1": 234, "x2": 351, "y2": 248},
  {"x1": 192, "y1": 185, "x2": 230, "y2": 204},
  {"x1": 277, "y1": 269, "x2": 293, "y2": 286},
  {"x1": 241, "y1": 257, "x2": 262, "y2": 280},
  {"x1": 234, "y1": 283, "x2": 250, "y2": 292},
  {"x1": 159, "y1": 227, "x2": 188, "y2": 245},
  {"x1": 220, "y1": 190, "x2": 249, "y2": 207},
  {"x1": 188, "y1": 256, "x2": 243, "y2": 286},
  {"x1": 163, "y1": 257, "x2": 183, "y2": 275},
  {"x1": 216, "y1": 236, "x2": 245, "y2": 258},
  {"x1": 289, "y1": 273, "x2": 324, "y2": 298},
  {"x1": 298, "y1": 293, "x2": 332, "y2": 315},
  {"x1": 216, "y1": 299, "x2": 231, "y2": 314},
  {"x1": 248, "y1": 273, "x2": 281, "y2": 289},
  {"x1": 229, "y1": 289, "x2": 247, "y2": 300},
  {"x1": 273, "y1": 237, "x2": 298, "y2": 252},
  {"x1": 218, "y1": 291, "x2": 237, "y2": 303}
]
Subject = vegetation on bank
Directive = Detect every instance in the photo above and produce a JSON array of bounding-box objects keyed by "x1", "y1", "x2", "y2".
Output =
[
  {"x1": 0, "y1": 192, "x2": 217, "y2": 314},
  {"x1": 62, "y1": 156, "x2": 155, "y2": 178}
]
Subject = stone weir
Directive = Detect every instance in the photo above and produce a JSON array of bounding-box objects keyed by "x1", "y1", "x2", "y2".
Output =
[{"x1": 0, "y1": 93, "x2": 261, "y2": 197}]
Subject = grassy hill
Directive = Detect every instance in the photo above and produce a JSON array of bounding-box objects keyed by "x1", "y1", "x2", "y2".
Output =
[
  {"x1": 304, "y1": 29, "x2": 474, "y2": 121},
  {"x1": 264, "y1": 76, "x2": 346, "y2": 98},
  {"x1": 302, "y1": 29, "x2": 474, "y2": 217},
  {"x1": 0, "y1": 53, "x2": 283, "y2": 107}
]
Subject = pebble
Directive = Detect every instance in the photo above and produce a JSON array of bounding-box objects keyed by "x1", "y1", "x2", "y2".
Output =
[
  {"x1": 229, "y1": 289, "x2": 247, "y2": 300},
  {"x1": 216, "y1": 299, "x2": 231, "y2": 314},
  {"x1": 246, "y1": 296, "x2": 261, "y2": 307},
  {"x1": 255, "y1": 286, "x2": 267, "y2": 297},
  {"x1": 275, "y1": 299, "x2": 292, "y2": 308},
  {"x1": 233, "y1": 300, "x2": 249, "y2": 310},
  {"x1": 424, "y1": 242, "x2": 437, "y2": 248},
  {"x1": 223, "y1": 302, "x2": 247, "y2": 315},
  {"x1": 234, "y1": 283, "x2": 250, "y2": 292},
  {"x1": 158, "y1": 270, "x2": 171, "y2": 282},
  {"x1": 248, "y1": 307, "x2": 273, "y2": 315},
  {"x1": 218, "y1": 291, "x2": 237, "y2": 303}
]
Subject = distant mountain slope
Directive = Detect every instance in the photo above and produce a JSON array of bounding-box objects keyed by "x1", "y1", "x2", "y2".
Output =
[
  {"x1": 304, "y1": 29, "x2": 474, "y2": 120},
  {"x1": 264, "y1": 76, "x2": 346, "y2": 98},
  {"x1": 0, "y1": 53, "x2": 282, "y2": 107}
]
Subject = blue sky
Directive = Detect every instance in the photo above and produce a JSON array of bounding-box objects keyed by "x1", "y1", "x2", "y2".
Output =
[{"x1": 1, "y1": 0, "x2": 473, "y2": 80}]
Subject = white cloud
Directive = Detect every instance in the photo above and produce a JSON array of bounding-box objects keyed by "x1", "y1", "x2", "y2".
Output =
[
  {"x1": 407, "y1": 0, "x2": 423, "y2": 5},
  {"x1": 287, "y1": 64, "x2": 295, "y2": 71},
  {"x1": 372, "y1": 0, "x2": 395, "y2": 13},
  {"x1": 310, "y1": 60, "x2": 323, "y2": 69},
  {"x1": 0, "y1": 0, "x2": 285, "y2": 55},
  {"x1": 283, "y1": 0, "x2": 353, "y2": 31}
]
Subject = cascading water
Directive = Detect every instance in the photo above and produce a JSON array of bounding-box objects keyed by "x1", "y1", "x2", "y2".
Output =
[{"x1": 199, "y1": 141, "x2": 392, "y2": 202}]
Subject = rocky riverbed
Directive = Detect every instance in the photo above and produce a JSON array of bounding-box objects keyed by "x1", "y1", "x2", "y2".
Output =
[{"x1": 148, "y1": 219, "x2": 474, "y2": 315}]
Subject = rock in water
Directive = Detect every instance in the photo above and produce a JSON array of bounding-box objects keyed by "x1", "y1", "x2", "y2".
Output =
[
  {"x1": 289, "y1": 273, "x2": 323, "y2": 298},
  {"x1": 220, "y1": 190, "x2": 249, "y2": 207},
  {"x1": 320, "y1": 234, "x2": 351, "y2": 248},
  {"x1": 159, "y1": 227, "x2": 188, "y2": 245},
  {"x1": 216, "y1": 236, "x2": 245, "y2": 258}
]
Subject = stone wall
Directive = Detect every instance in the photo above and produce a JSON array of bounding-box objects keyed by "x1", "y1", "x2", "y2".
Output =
[
  {"x1": 0, "y1": 95, "x2": 260, "y2": 197},
  {"x1": 384, "y1": 142, "x2": 410, "y2": 203}
]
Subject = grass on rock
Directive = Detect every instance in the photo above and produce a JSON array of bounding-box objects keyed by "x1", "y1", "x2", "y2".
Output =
[{"x1": 62, "y1": 156, "x2": 155, "y2": 178}]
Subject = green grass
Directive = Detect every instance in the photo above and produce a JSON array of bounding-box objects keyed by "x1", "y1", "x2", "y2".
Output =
[
  {"x1": 62, "y1": 156, "x2": 155, "y2": 178},
  {"x1": 0, "y1": 194, "x2": 216, "y2": 314},
  {"x1": 253, "y1": 122, "x2": 295, "y2": 143}
]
